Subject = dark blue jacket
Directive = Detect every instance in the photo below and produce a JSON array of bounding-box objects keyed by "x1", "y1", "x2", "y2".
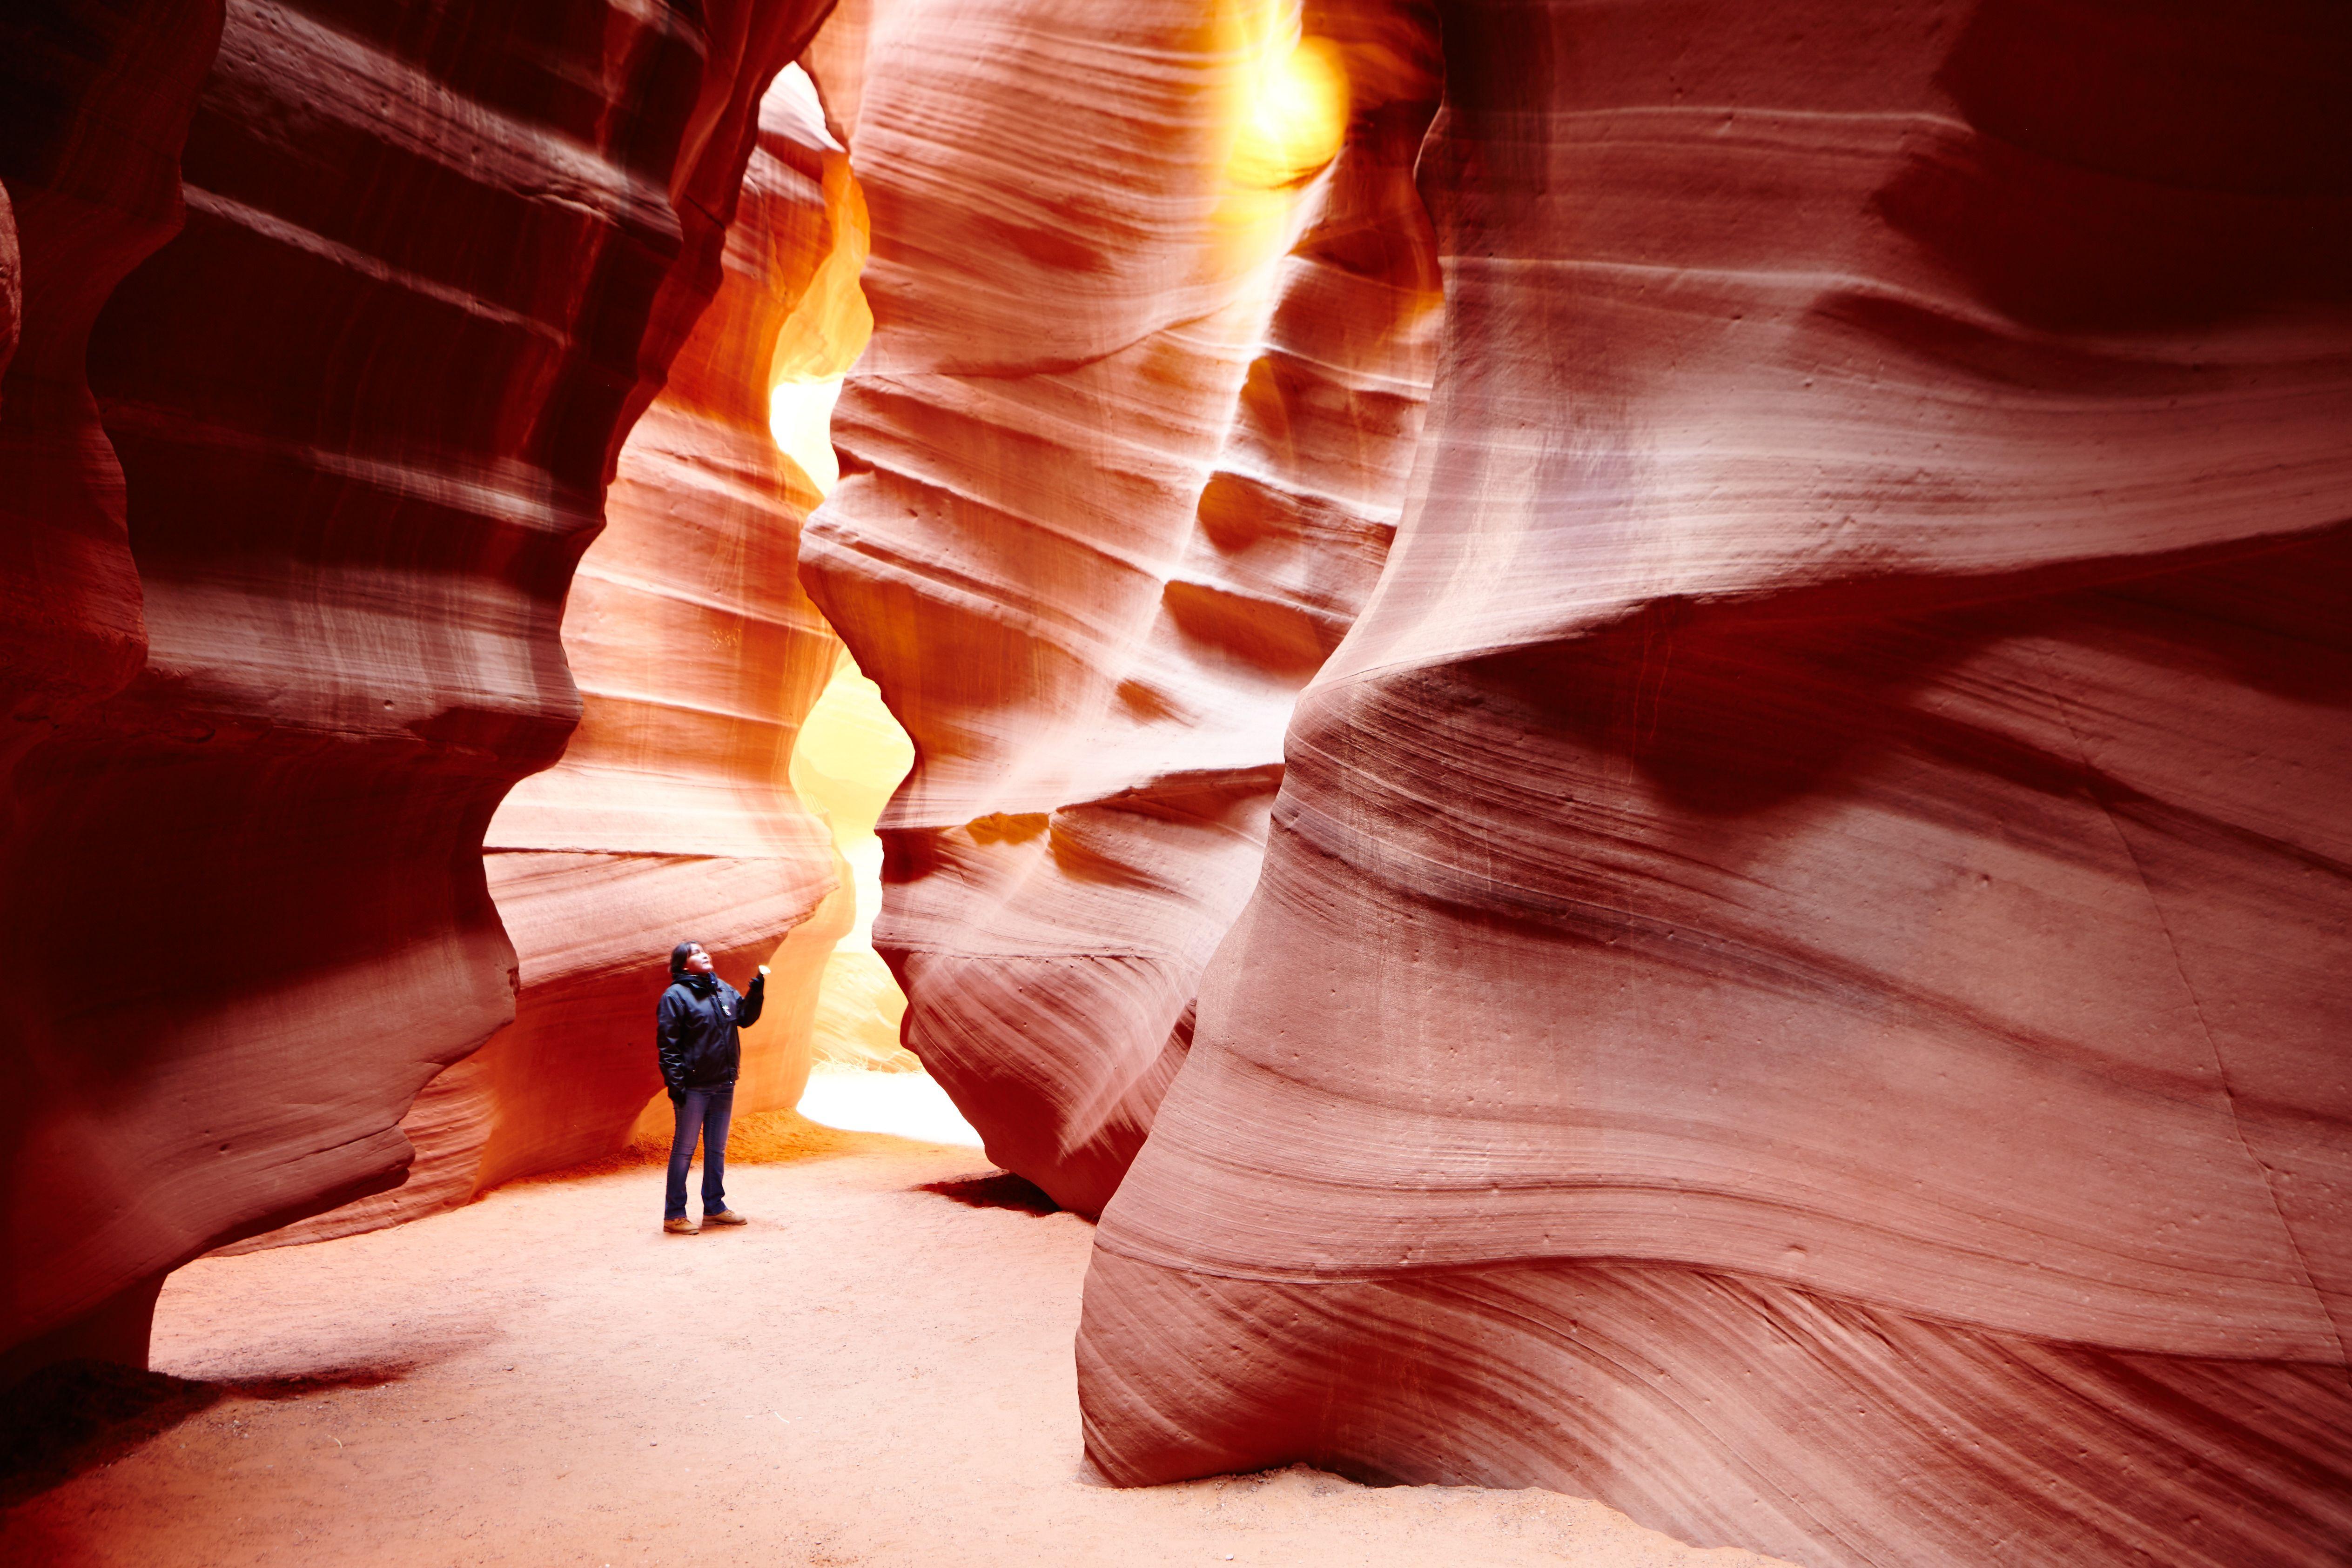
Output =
[{"x1": 656, "y1": 971, "x2": 765, "y2": 1093}]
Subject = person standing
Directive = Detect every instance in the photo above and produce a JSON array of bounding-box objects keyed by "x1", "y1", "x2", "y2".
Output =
[{"x1": 656, "y1": 940, "x2": 766, "y2": 1234}]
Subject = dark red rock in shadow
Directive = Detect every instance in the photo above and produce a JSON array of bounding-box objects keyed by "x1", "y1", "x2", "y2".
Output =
[
  {"x1": 0, "y1": 0, "x2": 227, "y2": 1392},
  {"x1": 920, "y1": 1170, "x2": 1061, "y2": 1217}
]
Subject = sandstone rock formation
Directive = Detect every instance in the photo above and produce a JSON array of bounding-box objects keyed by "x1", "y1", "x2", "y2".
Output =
[
  {"x1": 0, "y1": 0, "x2": 222, "y2": 787},
  {"x1": 0, "y1": 0, "x2": 833, "y2": 1374},
  {"x1": 0, "y1": 0, "x2": 228, "y2": 1382},
  {"x1": 245, "y1": 61, "x2": 873, "y2": 1246},
  {"x1": 6, "y1": 0, "x2": 2344, "y2": 1561},
  {"x1": 1079, "y1": 3, "x2": 2352, "y2": 1566},
  {"x1": 802, "y1": 0, "x2": 1444, "y2": 1213}
]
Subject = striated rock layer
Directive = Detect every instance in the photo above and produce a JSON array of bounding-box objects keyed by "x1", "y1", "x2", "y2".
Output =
[
  {"x1": 0, "y1": 0, "x2": 226, "y2": 1379},
  {"x1": 0, "y1": 0, "x2": 832, "y2": 1371},
  {"x1": 248, "y1": 62, "x2": 872, "y2": 1246},
  {"x1": 802, "y1": 0, "x2": 1443, "y2": 1213},
  {"x1": 0, "y1": 0, "x2": 222, "y2": 772},
  {"x1": 1082, "y1": 2, "x2": 2352, "y2": 1565}
]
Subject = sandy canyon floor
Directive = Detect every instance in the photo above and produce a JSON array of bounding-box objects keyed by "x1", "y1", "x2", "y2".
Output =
[{"x1": 3, "y1": 1083, "x2": 1790, "y2": 1568}]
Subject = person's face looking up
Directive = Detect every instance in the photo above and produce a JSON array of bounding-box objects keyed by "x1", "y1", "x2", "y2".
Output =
[{"x1": 684, "y1": 945, "x2": 715, "y2": 975}]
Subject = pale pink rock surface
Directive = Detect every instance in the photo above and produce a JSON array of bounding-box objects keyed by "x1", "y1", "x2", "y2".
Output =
[
  {"x1": 802, "y1": 0, "x2": 1443, "y2": 1213},
  {"x1": 0, "y1": 0, "x2": 832, "y2": 1370},
  {"x1": 1080, "y1": 2, "x2": 2352, "y2": 1564}
]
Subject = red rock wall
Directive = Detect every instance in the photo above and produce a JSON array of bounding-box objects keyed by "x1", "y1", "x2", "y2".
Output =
[
  {"x1": 0, "y1": 1, "x2": 223, "y2": 774},
  {"x1": 0, "y1": 0, "x2": 832, "y2": 1374},
  {"x1": 1081, "y1": 2, "x2": 2352, "y2": 1565},
  {"x1": 244, "y1": 64, "x2": 868, "y2": 1246},
  {"x1": 801, "y1": 0, "x2": 1443, "y2": 1213},
  {"x1": 0, "y1": 0, "x2": 227, "y2": 1380}
]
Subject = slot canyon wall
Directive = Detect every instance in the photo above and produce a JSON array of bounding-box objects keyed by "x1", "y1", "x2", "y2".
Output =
[
  {"x1": 0, "y1": 0, "x2": 2345, "y2": 1564},
  {"x1": 0, "y1": 2, "x2": 228, "y2": 1374},
  {"x1": 245, "y1": 61, "x2": 874, "y2": 1246},
  {"x1": 0, "y1": 0, "x2": 835, "y2": 1374},
  {"x1": 1075, "y1": 3, "x2": 2352, "y2": 1568},
  {"x1": 801, "y1": 0, "x2": 1445, "y2": 1213},
  {"x1": 795, "y1": 0, "x2": 2352, "y2": 1562}
]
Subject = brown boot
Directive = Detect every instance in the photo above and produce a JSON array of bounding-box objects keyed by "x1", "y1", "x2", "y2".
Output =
[
  {"x1": 704, "y1": 1210, "x2": 748, "y2": 1226},
  {"x1": 664, "y1": 1216, "x2": 699, "y2": 1235}
]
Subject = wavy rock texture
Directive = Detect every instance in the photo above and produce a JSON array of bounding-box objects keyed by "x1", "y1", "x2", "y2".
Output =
[
  {"x1": 0, "y1": 0, "x2": 832, "y2": 1371},
  {"x1": 0, "y1": 0, "x2": 226, "y2": 1382},
  {"x1": 243, "y1": 63, "x2": 870, "y2": 1247},
  {"x1": 0, "y1": 0, "x2": 222, "y2": 773},
  {"x1": 1082, "y1": 2, "x2": 2352, "y2": 1565},
  {"x1": 802, "y1": 0, "x2": 1443, "y2": 1213}
]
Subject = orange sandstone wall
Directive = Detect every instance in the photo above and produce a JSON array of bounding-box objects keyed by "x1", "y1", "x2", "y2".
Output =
[
  {"x1": 0, "y1": 0, "x2": 834, "y2": 1374},
  {"x1": 1080, "y1": 2, "x2": 2352, "y2": 1565},
  {"x1": 801, "y1": 0, "x2": 1443, "y2": 1213},
  {"x1": 246, "y1": 62, "x2": 875, "y2": 1246}
]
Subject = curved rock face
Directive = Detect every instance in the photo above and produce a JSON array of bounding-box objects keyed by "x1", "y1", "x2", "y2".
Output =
[
  {"x1": 802, "y1": 0, "x2": 1443, "y2": 1213},
  {"x1": 0, "y1": 0, "x2": 226, "y2": 1380},
  {"x1": 248, "y1": 64, "x2": 869, "y2": 1246},
  {"x1": 0, "y1": 0, "x2": 223, "y2": 771},
  {"x1": 1081, "y1": 2, "x2": 2352, "y2": 1564},
  {"x1": 0, "y1": 0, "x2": 831, "y2": 1372}
]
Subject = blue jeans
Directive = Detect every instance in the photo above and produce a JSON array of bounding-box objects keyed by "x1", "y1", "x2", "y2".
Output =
[{"x1": 665, "y1": 1083, "x2": 734, "y2": 1221}]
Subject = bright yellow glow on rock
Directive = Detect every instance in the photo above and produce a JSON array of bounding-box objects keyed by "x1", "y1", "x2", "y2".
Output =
[
  {"x1": 770, "y1": 152, "x2": 872, "y2": 383},
  {"x1": 769, "y1": 375, "x2": 844, "y2": 495},
  {"x1": 791, "y1": 647, "x2": 921, "y2": 1077},
  {"x1": 768, "y1": 134, "x2": 873, "y2": 498},
  {"x1": 1228, "y1": 34, "x2": 1348, "y2": 190},
  {"x1": 792, "y1": 647, "x2": 914, "y2": 953},
  {"x1": 1210, "y1": 7, "x2": 1350, "y2": 275}
]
